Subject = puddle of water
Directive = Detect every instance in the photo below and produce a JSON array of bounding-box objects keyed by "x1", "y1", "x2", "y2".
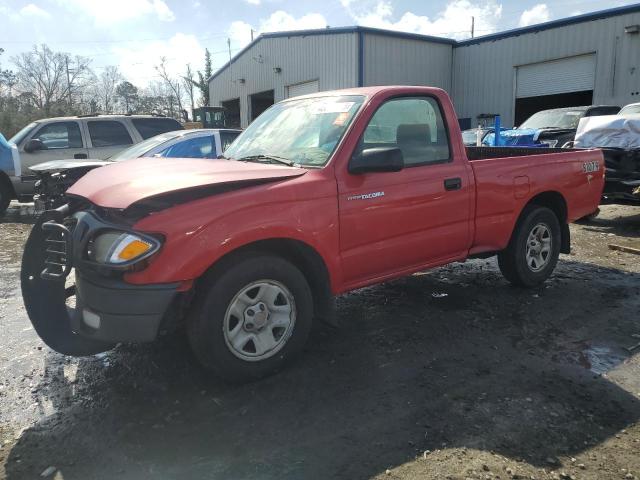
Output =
[{"x1": 583, "y1": 344, "x2": 628, "y2": 375}]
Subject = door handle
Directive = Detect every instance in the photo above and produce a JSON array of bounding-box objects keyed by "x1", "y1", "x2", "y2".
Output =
[
  {"x1": 74, "y1": 153, "x2": 88, "y2": 159},
  {"x1": 444, "y1": 177, "x2": 462, "y2": 191}
]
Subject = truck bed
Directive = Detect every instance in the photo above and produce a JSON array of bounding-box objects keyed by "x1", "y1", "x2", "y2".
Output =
[{"x1": 465, "y1": 147, "x2": 604, "y2": 256}]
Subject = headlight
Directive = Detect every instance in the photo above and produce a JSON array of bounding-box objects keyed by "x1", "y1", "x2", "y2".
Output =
[{"x1": 88, "y1": 230, "x2": 160, "y2": 265}]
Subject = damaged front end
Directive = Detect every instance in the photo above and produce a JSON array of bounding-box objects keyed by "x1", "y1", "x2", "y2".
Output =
[{"x1": 21, "y1": 201, "x2": 181, "y2": 356}]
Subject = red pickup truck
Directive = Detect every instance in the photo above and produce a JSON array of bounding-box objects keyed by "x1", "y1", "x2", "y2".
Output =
[{"x1": 21, "y1": 86, "x2": 604, "y2": 382}]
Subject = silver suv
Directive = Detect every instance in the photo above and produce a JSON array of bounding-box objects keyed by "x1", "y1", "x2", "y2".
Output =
[{"x1": 3, "y1": 115, "x2": 183, "y2": 206}]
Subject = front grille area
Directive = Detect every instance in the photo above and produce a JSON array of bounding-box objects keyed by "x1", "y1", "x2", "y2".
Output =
[{"x1": 41, "y1": 222, "x2": 73, "y2": 280}]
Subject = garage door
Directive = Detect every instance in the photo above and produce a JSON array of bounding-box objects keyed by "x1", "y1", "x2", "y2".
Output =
[
  {"x1": 286, "y1": 80, "x2": 319, "y2": 98},
  {"x1": 516, "y1": 54, "x2": 596, "y2": 98}
]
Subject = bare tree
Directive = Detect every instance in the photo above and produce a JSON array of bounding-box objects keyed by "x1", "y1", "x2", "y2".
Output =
[
  {"x1": 94, "y1": 66, "x2": 122, "y2": 113},
  {"x1": 155, "y1": 57, "x2": 183, "y2": 117},
  {"x1": 181, "y1": 64, "x2": 196, "y2": 118},
  {"x1": 12, "y1": 45, "x2": 91, "y2": 115}
]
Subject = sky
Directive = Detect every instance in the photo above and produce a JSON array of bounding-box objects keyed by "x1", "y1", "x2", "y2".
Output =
[{"x1": 0, "y1": 0, "x2": 637, "y2": 87}]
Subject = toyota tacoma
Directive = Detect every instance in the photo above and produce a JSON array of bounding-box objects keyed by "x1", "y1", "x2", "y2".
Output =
[{"x1": 21, "y1": 86, "x2": 605, "y2": 382}]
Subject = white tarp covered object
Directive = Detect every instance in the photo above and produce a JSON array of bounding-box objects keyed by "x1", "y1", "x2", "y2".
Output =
[{"x1": 575, "y1": 114, "x2": 640, "y2": 150}]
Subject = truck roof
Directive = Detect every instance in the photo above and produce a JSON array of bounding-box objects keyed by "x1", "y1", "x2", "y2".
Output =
[{"x1": 281, "y1": 85, "x2": 446, "y2": 102}]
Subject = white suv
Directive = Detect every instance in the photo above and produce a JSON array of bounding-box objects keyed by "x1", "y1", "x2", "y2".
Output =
[{"x1": 3, "y1": 115, "x2": 183, "y2": 205}]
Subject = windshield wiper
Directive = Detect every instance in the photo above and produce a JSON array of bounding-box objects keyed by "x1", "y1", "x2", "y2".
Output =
[{"x1": 237, "y1": 154, "x2": 295, "y2": 167}]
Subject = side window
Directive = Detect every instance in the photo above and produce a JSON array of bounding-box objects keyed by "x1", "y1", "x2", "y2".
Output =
[
  {"x1": 131, "y1": 118, "x2": 183, "y2": 139},
  {"x1": 158, "y1": 136, "x2": 215, "y2": 158},
  {"x1": 88, "y1": 121, "x2": 133, "y2": 148},
  {"x1": 361, "y1": 97, "x2": 450, "y2": 166},
  {"x1": 33, "y1": 122, "x2": 83, "y2": 149}
]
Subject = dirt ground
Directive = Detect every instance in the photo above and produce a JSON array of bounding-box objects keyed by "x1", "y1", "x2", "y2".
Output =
[{"x1": 1, "y1": 201, "x2": 639, "y2": 480}]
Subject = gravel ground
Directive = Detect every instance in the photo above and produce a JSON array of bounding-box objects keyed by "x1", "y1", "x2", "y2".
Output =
[{"x1": 0, "y1": 201, "x2": 639, "y2": 480}]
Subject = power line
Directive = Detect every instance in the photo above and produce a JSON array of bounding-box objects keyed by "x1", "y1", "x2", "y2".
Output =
[{"x1": 0, "y1": 32, "x2": 232, "y2": 45}]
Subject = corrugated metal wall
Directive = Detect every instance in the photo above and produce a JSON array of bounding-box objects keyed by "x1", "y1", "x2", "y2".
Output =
[
  {"x1": 452, "y1": 11, "x2": 640, "y2": 127},
  {"x1": 209, "y1": 33, "x2": 358, "y2": 127},
  {"x1": 363, "y1": 33, "x2": 453, "y2": 90}
]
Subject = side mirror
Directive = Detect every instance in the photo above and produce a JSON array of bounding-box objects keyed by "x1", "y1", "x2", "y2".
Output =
[
  {"x1": 24, "y1": 138, "x2": 45, "y2": 153},
  {"x1": 349, "y1": 147, "x2": 404, "y2": 174}
]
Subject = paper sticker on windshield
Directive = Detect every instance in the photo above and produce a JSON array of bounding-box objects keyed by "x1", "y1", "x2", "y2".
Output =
[
  {"x1": 333, "y1": 112, "x2": 349, "y2": 126},
  {"x1": 311, "y1": 101, "x2": 355, "y2": 114}
]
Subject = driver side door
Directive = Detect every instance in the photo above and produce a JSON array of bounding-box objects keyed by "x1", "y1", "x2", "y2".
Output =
[
  {"x1": 21, "y1": 121, "x2": 89, "y2": 170},
  {"x1": 337, "y1": 96, "x2": 472, "y2": 287}
]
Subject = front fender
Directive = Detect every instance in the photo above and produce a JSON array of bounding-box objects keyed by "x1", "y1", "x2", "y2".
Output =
[{"x1": 124, "y1": 183, "x2": 341, "y2": 291}]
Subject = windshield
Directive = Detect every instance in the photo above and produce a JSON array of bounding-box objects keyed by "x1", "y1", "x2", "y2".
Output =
[
  {"x1": 224, "y1": 95, "x2": 365, "y2": 167},
  {"x1": 109, "y1": 131, "x2": 182, "y2": 161},
  {"x1": 619, "y1": 104, "x2": 640, "y2": 115},
  {"x1": 8, "y1": 122, "x2": 38, "y2": 145},
  {"x1": 519, "y1": 108, "x2": 586, "y2": 130}
]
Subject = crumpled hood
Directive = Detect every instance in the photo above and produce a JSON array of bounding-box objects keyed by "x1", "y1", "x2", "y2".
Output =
[
  {"x1": 29, "y1": 159, "x2": 111, "y2": 173},
  {"x1": 66, "y1": 157, "x2": 307, "y2": 209}
]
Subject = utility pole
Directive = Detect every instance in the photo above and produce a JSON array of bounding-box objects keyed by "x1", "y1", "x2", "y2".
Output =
[
  {"x1": 65, "y1": 55, "x2": 72, "y2": 108},
  {"x1": 251, "y1": 29, "x2": 255, "y2": 41},
  {"x1": 471, "y1": 16, "x2": 475, "y2": 38}
]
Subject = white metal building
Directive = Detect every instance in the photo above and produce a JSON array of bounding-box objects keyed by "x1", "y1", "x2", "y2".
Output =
[{"x1": 208, "y1": 4, "x2": 640, "y2": 128}]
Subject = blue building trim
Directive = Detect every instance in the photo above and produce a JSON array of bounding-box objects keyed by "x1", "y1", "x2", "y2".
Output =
[
  {"x1": 458, "y1": 3, "x2": 640, "y2": 46},
  {"x1": 357, "y1": 30, "x2": 364, "y2": 87},
  {"x1": 208, "y1": 4, "x2": 640, "y2": 83}
]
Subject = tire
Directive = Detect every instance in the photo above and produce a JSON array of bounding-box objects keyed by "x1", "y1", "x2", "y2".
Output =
[
  {"x1": 0, "y1": 179, "x2": 12, "y2": 217},
  {"x1": 498, "y1": 205, "x2": 561, "y2": 287},
  {"x1": 187, "y1": 254, "x2": 314, "y2": 382}
]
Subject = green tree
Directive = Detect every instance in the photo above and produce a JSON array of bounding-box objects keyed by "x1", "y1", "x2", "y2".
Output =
[
  {"x1": 196, "y1": 48, "x2": 212, "y2": 106},
  {"x1": 115, "y1": 81, "x2": 138, "y2": 113}
]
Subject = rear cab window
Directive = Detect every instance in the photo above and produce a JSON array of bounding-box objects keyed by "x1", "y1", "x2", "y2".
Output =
[
  {"x1": 219, "y1": 130, "x2": 241, "y2": 151},
  {"x1": 88, "y1": 121, "x2": 133, "y2": 148},
  {"x1": 360, "y1": 97, "x2": 450, "y2": 167},
  {"x1": 32, "y1": 121, "x2": 83, "y2": 149},
  {"x1": 131, "y1": 118, "x2": 183, "y2": 140}
]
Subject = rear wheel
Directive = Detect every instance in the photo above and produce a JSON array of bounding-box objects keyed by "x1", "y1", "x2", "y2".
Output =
[
  {"x1": 187, "y1": 254, "x2": 313, "y2": 382},
  {"x1": 498, "y1": 206, "x2": 561, "y2": 287}
]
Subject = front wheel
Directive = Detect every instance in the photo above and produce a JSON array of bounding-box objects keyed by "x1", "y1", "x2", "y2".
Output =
[
  {"x1": 187, "y1": 254, "x2": 314, "y2": 382},
  {"x1": 498, "y1": 206, "x2": 561, "y2": 287}
]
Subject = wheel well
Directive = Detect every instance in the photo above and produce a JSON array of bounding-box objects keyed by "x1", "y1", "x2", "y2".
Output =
[
  {"x1": 0, "y1": 171, "x2": 16, "y2": 198},
  {"x1": 202, "y1": 239, "x2": 335, "y2": 325},
  {"x1": 525, "y1": 191, "x2": 570, "y2": 254}
]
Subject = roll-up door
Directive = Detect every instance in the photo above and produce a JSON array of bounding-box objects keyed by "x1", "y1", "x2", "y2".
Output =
[
  {"x1": 516, "y1": 54, "x2": 596, "y2": 98},
  {"x1": 286, "y1": 80, "x2": 319, "y2": 98}
]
